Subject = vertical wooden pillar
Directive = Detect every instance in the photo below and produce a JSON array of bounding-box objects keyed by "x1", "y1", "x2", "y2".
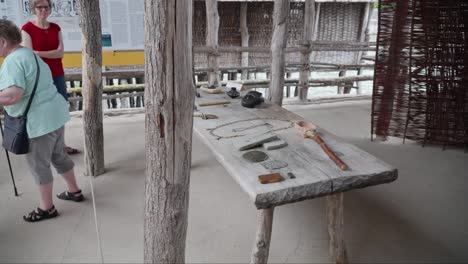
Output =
[
  {"x1": 357, "y1": 2, "x2": 373, "y2": 64},
  {"x1": 357, "y1": 2, "x2": 374, "y2": 95},
  {"x1": 109, "y1": 79, "x2": 118, "y2": 109},
  {"x1": 136, "y1": 76, "x2": 144, "y2": 107},
  {"x1": 337, "y1": 70, "x2": 346, "y2": 94},
  {"x1": 337, "y1": 70, "x2": 353, "y2": 95},
  {"x1": 268, "y1": 0, "x2": 290, "y2": 106},
  {"x1": 143, "y1": 0, "x2": 194, "y2": 263},
  {"x1": 357, "y1": 68, "x2": 363, "y2": 95},
  {"x1": 206, "y1": 0, "x2": 219, "y2": 87},
  {"x1": 101, "y1": 66, "x2": 108, "y2": 110},
  {"x1": 313, "y1": 3, "x2": 321, "y2": 41},
  {"x1": 240, "y1": 2, "x2": 250, "y2": 80},
  {"x1": 68, "y1": 80, "x2": 78, "y2": 111},
  {"x1": 250, "y1": 207, "x2": 274, "y2": 264},
  {"x1": 119, "y1": 79, "x2": 129, "y2": 108},
  {"x1": 79, "y1": 0, "x2": 105, "y2": 176},
  {"x1": 326, "y1": 193, "x2": 348, "y2": 264},
  {"x1": 299, "y1": 0, "x2": 315, "y2": 101}
]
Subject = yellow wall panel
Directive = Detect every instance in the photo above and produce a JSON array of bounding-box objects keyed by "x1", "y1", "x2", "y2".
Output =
[
  {"x1": 1, "y1": 50, "x2": 145, "y2": 68},
  {"x1": 63, "y1": 50, "x2": 145, "y2": 67}
]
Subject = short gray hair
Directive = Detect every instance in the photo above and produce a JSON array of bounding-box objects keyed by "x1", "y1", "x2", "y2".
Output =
[
  {"x1": 29, "y1": 0, "x2": 53, "y2": 14},
  {"x1": 0, "y1": 19, "x2": 22, "y2": 46}
]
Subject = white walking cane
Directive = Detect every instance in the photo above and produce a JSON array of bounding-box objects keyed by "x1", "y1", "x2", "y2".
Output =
[{"x1": 87, "y1": 171, "x2": 105, "y2": 263}]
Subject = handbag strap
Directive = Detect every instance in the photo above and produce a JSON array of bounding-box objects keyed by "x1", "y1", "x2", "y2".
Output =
[{"x1": 23, "y1": 54, "x2": 40, "y2": 117}]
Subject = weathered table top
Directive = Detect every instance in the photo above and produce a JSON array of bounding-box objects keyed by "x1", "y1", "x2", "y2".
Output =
[{"x1": 193, "y1": 91, "x2": 397, "y2": 209}]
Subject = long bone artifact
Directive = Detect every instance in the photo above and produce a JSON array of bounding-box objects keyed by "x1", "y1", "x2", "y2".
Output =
[{"x1": 294, "y1": 121, "x2": 348, "y2": 170}]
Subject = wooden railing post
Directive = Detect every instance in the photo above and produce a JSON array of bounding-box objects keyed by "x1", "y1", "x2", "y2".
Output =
[
  {"x1": 206, "y1": 0, "x2": 220, "y2": 87},
  {"x1": 268, "y1": 0, "x2": 290, "y2": 106},
  {"x1": 240, "y1": 2, "x2": 250, "y2": 80},
  {"x1": 299, "y1": 0, "x2": 315, "y2": 101},
  {"x1": 337, "y1": 70, "x2": 346, "y2": 94},
  {"x1": 357, "y1": 2, "x2": 374, "y2": 95}
]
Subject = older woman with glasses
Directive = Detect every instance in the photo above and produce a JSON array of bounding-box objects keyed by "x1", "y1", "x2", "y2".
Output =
[
  {"x1": 0, "y1": 19, "x2": 84, "y2": 222},
  {"x1": 21, "y1": 0, "x2": 80, "y2": 155}
]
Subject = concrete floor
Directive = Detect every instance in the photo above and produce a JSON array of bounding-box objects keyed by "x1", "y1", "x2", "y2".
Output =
[{"x1": 1, "y1": 99, "x2": 467, "y2": 263}]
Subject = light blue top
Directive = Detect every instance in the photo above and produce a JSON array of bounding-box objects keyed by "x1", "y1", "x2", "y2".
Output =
[{"x1": 0, "y1": 47, "x2": 70, "y2": 138}]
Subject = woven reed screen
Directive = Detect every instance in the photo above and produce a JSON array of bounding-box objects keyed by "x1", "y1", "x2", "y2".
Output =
[
  {"x1": 192, "y1": 1, "x2": 366, "y2": 68},
  {"x1": 372, "y1": 0, "x2": 468, "y2": 149},
  {"x1": 193, "y1": 1, "x2": 208, "y2": 68},
  {"x1": 312, "y1": 3, "x2": 364, "y2": 64},
  {"x1": 247, "y1": 2, "x2": 273, "y2": 66},
  {"x1": 218, "y1": 2, "x2": 242, "y2": 67}
]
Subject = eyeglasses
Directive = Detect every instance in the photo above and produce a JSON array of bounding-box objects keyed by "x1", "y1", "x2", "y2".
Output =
[{"x1": 35, "y1": 6, "x2": 50, "y2": 10}]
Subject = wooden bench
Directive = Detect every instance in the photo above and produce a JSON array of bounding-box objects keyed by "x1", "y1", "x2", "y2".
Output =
[{"x1": 193, "y1": 90, "x2": 398, "y2": 264}]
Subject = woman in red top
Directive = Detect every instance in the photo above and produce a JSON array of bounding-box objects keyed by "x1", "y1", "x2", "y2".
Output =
[{"x1": 21, "y1": 0, "x2": 79, "y2": 155}]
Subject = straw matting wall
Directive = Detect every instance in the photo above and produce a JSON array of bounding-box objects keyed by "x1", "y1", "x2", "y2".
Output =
[
  {"x1": 193, "y1": 1, "x2": 368, "y2": 69},
  {"x1": 312, "y1": 3, "x2": 364, "y2": 64}
]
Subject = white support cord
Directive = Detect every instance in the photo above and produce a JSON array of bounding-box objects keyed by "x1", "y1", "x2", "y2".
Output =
[{"x1": 87, "y1": 174, "x2": 105, "y2": 264}]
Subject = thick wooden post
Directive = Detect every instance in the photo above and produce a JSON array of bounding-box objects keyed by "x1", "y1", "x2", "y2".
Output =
[
  {"x1": 240, "y1": 2, "x2": 250, "y2": 80},
  {"x1": 78, "y1": 0, "x2": 105, "y2": 176},
  {"x1": 268, "y1": 0, "x2": 290, "y2": 106},
  {"x1": 206, "y1": 0, "x2": 219, "y2": 87},
  {"x1": 143, "y1": 0, "x2": 194, "y2": 263},
  {"x1": 326, "y1": 193, "x2": 348, "y2": 264},
  {"x1": 250, "y1": 208, "x2": 274, "y2": 264},
  {"x1": 298, "y1": 0, "x2": 315, "y2": 101}
]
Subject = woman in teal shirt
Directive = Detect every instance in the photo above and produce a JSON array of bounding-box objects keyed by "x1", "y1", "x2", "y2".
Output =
[{"x1": 0, "y1": 19, "x2": 84, "y2": 222}]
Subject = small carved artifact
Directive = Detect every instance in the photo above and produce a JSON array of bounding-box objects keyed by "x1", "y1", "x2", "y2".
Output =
[{"x1": 242, "y1": 150, "x2": 269, "y2": 163}]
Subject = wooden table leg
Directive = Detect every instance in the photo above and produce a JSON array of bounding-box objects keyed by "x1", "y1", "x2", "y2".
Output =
[
  {"x1": 326, "y1": 193, "x2": 348, "y2": 264},
  {"x1": 250, "y1": 207, "x2": 275, "y2": 264}
]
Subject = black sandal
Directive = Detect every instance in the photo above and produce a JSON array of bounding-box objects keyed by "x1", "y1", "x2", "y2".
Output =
[
  {"x1": 57, "y1": 190, "x2": 84, "y2": 202},
  {"x1": 23, "y1": 206, "x2": 59, "y2": 223}
]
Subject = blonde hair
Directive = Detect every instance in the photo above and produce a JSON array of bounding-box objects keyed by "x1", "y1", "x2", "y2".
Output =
[
  {"x1": 29, "y1": 0, "x2": 52, "y2": 14},
  {"x1": 0, "y1": 19, "x2": 22, "y2": 46}
]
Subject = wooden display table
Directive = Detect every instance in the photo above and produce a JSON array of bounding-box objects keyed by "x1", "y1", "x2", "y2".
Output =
[{"x1": 193, "y1": 91, "x2": 397, "y2": 264}]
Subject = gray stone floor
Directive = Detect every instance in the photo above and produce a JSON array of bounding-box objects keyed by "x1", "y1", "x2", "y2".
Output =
[{"x1": 1, "y1": 100, "x2": 467, "y2": 263}]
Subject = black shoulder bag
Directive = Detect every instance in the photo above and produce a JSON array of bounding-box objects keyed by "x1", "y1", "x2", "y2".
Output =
[{"x1": 1, "y1": 55, "x2": 40, "y2": 155}]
